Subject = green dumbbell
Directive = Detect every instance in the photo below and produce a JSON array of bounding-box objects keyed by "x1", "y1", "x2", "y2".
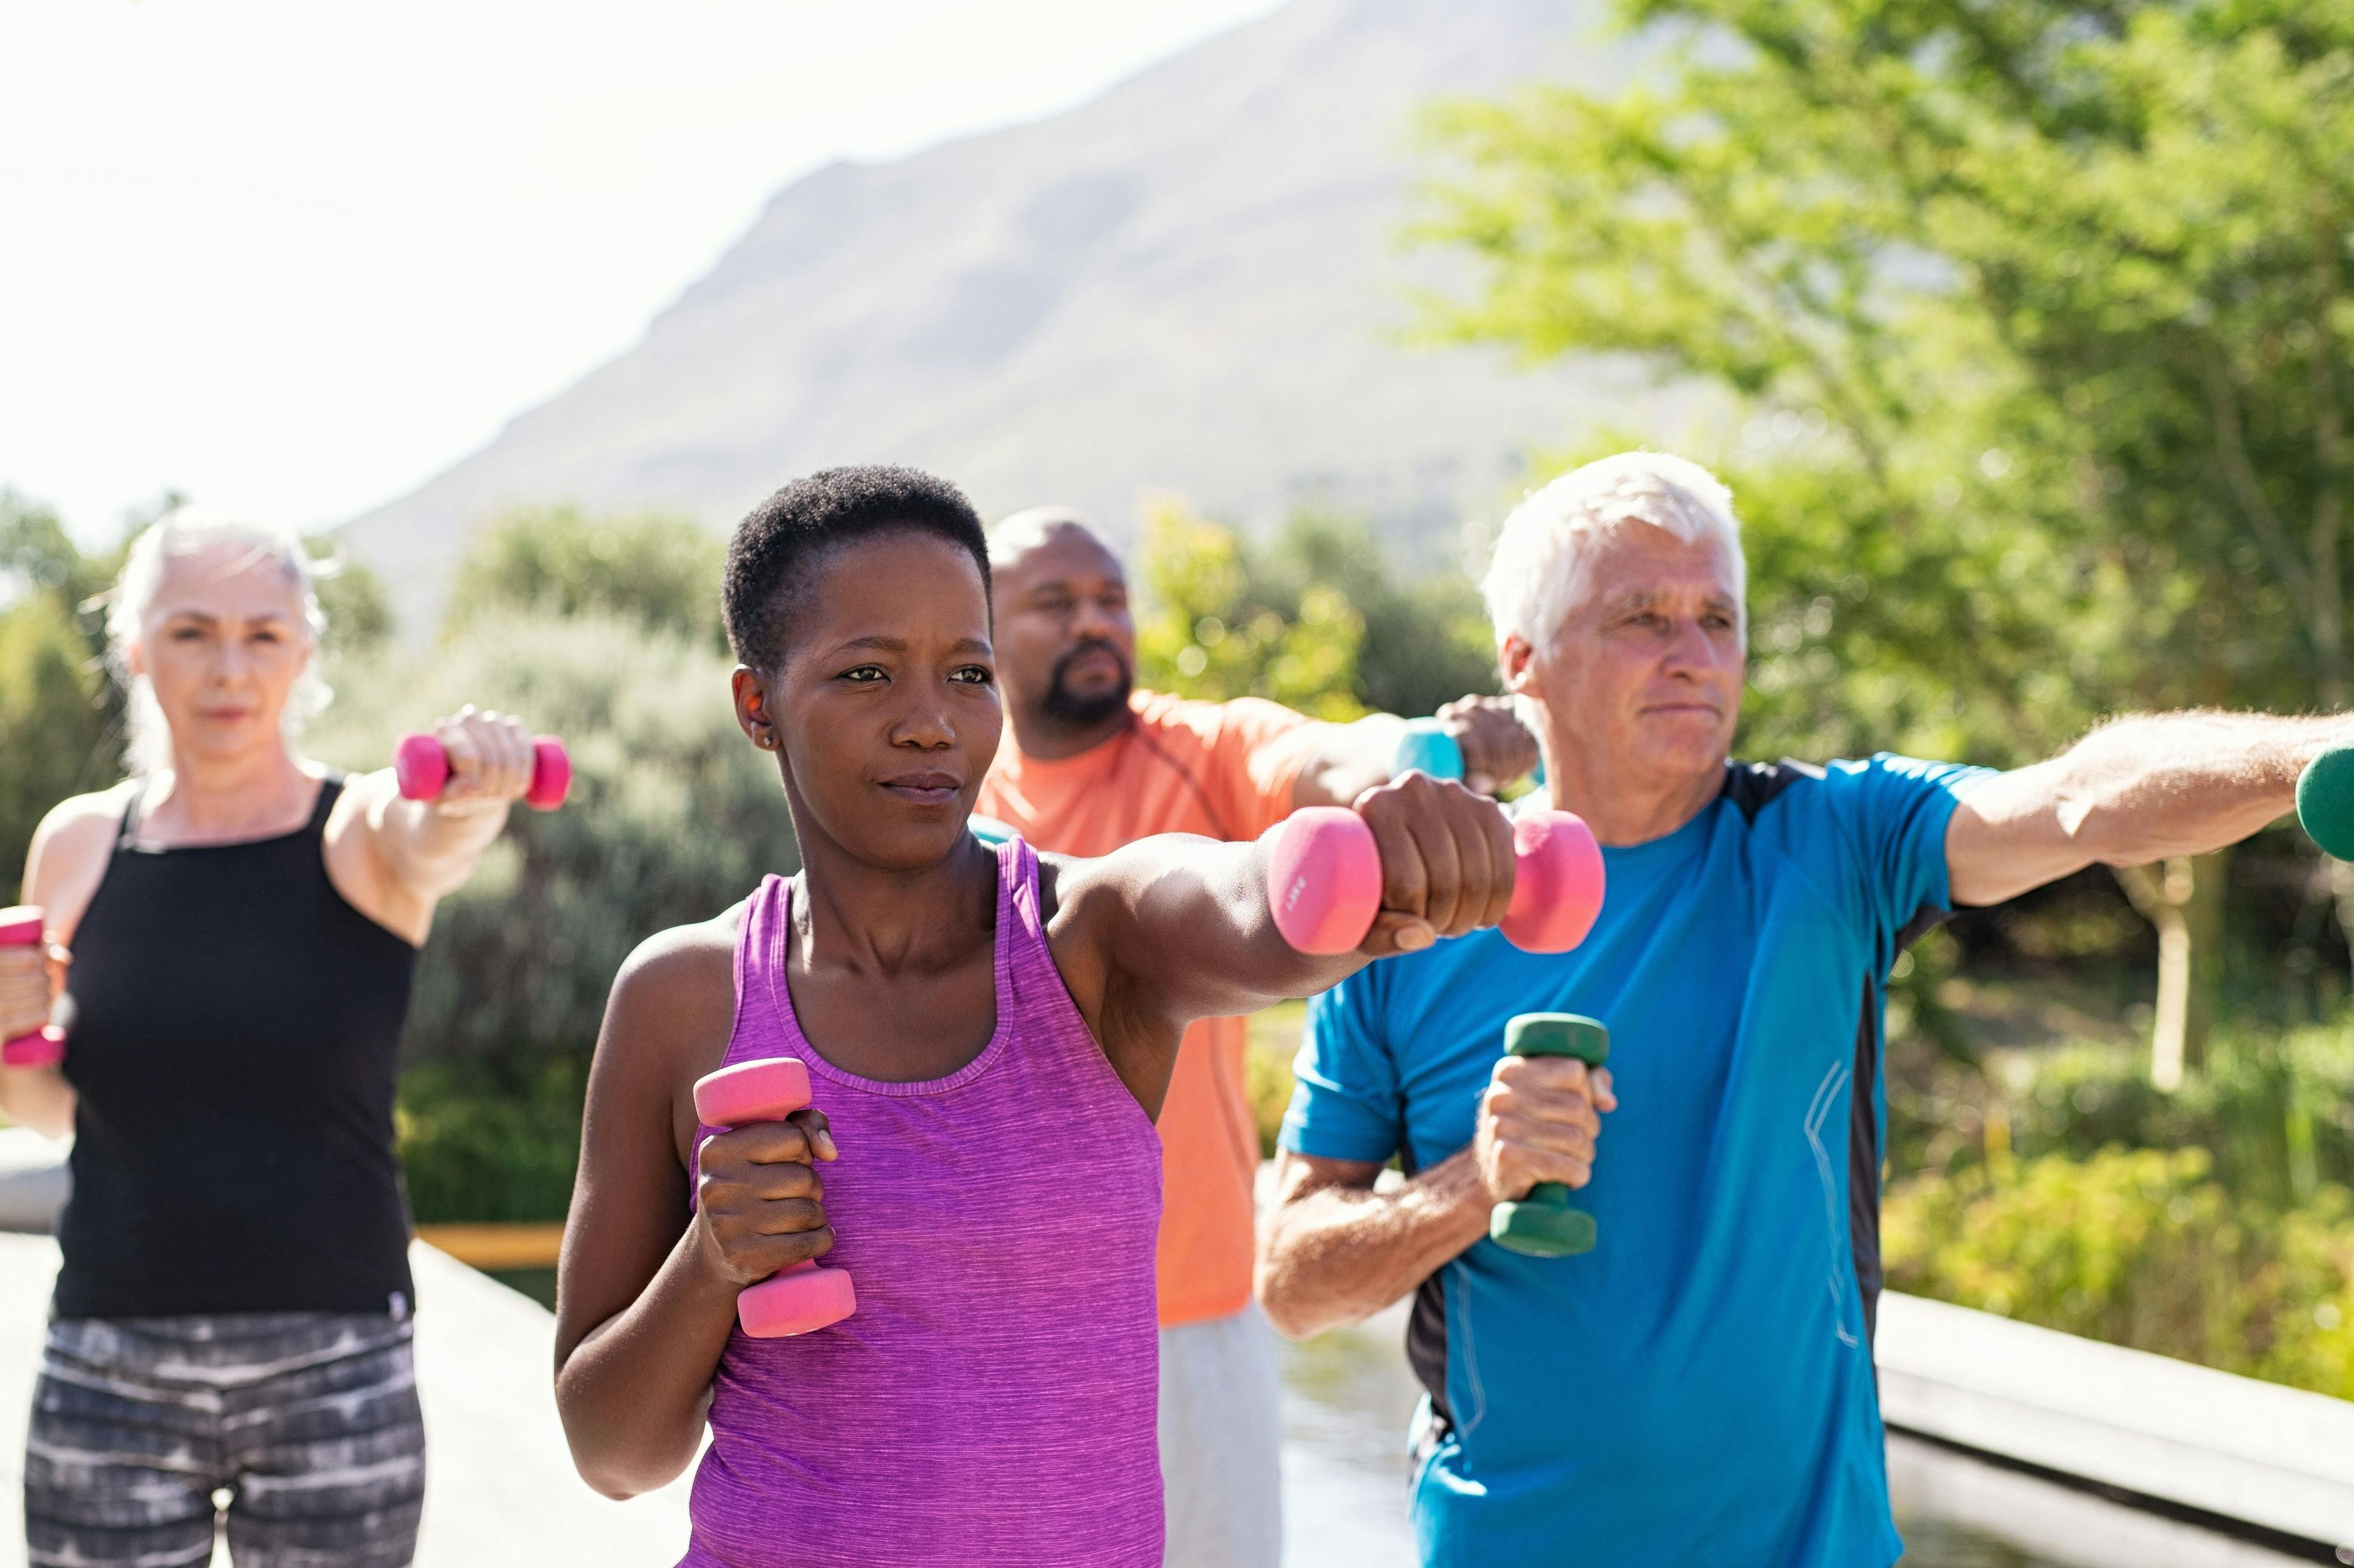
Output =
[
  {"x1": 2298, "y1": 745, "x2": 2354, "y2": 861},
  {"x1": 1488, "y1": 1012, "x2": 1610, "y2": 1258}
]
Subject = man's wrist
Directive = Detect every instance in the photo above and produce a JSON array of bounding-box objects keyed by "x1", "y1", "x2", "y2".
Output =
[{"x1": 1408, "y1": 1147, "x2": 1499, "y2": 1244}]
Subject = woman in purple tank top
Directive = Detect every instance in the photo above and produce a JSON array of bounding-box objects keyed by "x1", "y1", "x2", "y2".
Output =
[{"x1": 552, "y1": 466, "x2": 1522, "y2": 1567}]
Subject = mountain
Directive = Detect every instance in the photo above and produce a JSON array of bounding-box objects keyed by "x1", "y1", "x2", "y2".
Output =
[{"x1": 341, "y1": 0, "x2": 1670, "y2": 632}]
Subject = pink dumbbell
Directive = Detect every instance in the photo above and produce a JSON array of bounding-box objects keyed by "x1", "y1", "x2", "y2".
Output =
[
  {"x1": 691, "y1": 1057, "x2": 858, "y2": 1338},
  {"x1": 1, "y1": 905, "x2": 65, "y2": 1069},
  {"x1": 394, "y1": 732, "x2": 571, "y2": 811},
  {"x1": 1265, "y1": 805, "x2": 1606, "y2": 955}
]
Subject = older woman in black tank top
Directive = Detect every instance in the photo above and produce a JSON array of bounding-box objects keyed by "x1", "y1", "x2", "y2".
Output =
[{"x1": 0, "y1": 510, "x2": 541, "y2": 1568}]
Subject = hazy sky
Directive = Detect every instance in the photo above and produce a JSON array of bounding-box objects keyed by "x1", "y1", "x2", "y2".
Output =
[{"x1": 0, "y1": 0, "x2": 1284, "y2": 542}]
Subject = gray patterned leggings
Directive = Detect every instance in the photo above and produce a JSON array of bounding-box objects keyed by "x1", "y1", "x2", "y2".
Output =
[{"x1": 23, "y1": 1312, "x2": 425, "y2": 1567}]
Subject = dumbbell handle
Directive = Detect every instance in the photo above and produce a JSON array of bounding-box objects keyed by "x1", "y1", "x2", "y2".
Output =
[
  {"x1": 1512, "y1": 1019, "x2": 1607, "y2": 1208},
  {"x1": 691, "y1": 1058, "x2": 858, "y2": 1338},
  {"x1": 1490, "y1": 1013, "x2": 1609, "y2": 1258},
  {"x1": 394, "y1": 733, "x2": 571, "y2": 811},
  {"x1": 0, "y1": 906, "x2": 65, "y2": 1069},
  {"x1": 1394, "y1": 717, "x2": 1547, "y2": 788}
]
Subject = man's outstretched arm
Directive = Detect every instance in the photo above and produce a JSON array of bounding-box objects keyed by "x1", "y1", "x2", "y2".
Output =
[
  {"x1": 1946, "y1": 710, "x2": 2352, "y2": 908},
  {"x1": 1292, "y1": 696, "x2": 1539, "y2": 808}
]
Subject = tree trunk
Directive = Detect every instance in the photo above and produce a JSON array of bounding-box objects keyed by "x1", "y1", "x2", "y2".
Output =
[{"x1": 2113, "y1": 848, "x2": 2231, "y2": 1090}]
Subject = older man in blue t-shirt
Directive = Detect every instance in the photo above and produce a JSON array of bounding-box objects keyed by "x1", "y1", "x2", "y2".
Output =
[{"x1": 1256, "y1": 451, "x2": 2342, "y2": 1567}]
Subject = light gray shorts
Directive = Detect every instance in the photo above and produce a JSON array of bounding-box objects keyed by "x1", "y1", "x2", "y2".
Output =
[{"x1": 1159, "y1": 1301, "x2": 1284, "y2": 1568}]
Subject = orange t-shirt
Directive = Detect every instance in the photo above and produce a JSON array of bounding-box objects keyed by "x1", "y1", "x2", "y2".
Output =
[{"x1": 975, "y1": 689, "x2": 1327, "y2": 1327}]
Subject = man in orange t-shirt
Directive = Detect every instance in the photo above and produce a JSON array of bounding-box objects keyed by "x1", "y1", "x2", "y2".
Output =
[{"x1": 977, "y1": 508, "x2": 1534, "y2": 1568}]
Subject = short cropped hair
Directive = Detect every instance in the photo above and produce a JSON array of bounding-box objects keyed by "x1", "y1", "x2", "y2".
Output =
[
  {"x1": 1480, "y1": 451, "x2": 1746, "y2": 650},
  {"x1": 723, "y1": 465, "x2": 991, "y2": 670}
]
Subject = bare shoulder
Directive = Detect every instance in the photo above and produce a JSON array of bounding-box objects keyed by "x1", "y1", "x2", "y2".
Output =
[
  {"x1": 607, "y1": 905, "x2": 743, "y2": 1047},
  {"x1": 591, "y1": 904, "x2": 749, "y2": 1121},
  {"x1": 28, "y1": 784, "x2": 133, "y2": 870},
  {"x1": 24, "y1": 782, "x2": 135, "y2": 920},
  {"x1": 1034, "y1": 840, "x2": 1172, "y2": 953}
]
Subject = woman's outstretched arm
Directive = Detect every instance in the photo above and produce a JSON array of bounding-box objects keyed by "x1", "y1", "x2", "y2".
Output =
[
  {"x1": 330, "y1": 708, "x2": 542, "y2": 945},
  {"x1": 1045, "y1": 772, "x2": 1520, "y2": 1118}
]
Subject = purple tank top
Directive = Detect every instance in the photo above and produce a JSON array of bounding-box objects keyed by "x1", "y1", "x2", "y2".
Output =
[{"x1": 681, "y1": 838, "x2": 1165, "y2": 1568}]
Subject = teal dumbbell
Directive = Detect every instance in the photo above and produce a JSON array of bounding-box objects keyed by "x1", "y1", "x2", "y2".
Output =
[
  {"x1": 1489, "y1": 1012, "x2": 1609, "y2": 1257},
  {"x1": 1393, "y1": 717, "x2": 1545, "y2": 788},
  {"x1": 970, "y1": 815, "x2": 1018, "y2": 847},
  {"x1": 2298, "y1": 747, "x2": 2354, "y2": 861},
  {"x1": 1393, "y1": 719, "x2": 1465, "y2": 780}
]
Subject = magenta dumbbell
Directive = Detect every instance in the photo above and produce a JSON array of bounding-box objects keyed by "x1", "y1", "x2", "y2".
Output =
[
  {"x1": 1265, "y1": 805, "x2": 1605, "y2": 955},
  {"x1": 394, "y1": 732, "x2": 571, "y2": 810},
  {"x1": 1, "y1": 905, "x2": 65, "y2": 1069},
  {"x1": 692, "y1": 1057, "x2": 858, "y2": 1338}
]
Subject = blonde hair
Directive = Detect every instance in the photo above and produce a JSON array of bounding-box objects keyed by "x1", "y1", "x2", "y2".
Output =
[
  {"x1": 104, "y1": 507, "x2": 333, "y2": 776},
  {"x1": 1480, "y1": 452, "x2": 1746, "y2": 650}
]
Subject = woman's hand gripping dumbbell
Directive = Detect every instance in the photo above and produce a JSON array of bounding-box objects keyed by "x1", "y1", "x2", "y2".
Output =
[
  {"x1": 1264, "y1": 773, "x2": 1606, "y2": 957},
  {"x1": 394, "y1": 707, "x2": 571, "y2": 810},
  {"x1": 1, "y1": 906, "x2": 66, "y2": 1069},
  {"x1": 692, "y1": 1058, "x2": 858, "y2": 1338}
]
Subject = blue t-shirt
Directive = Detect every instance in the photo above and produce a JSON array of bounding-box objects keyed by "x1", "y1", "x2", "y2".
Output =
[{"x1": 1281, "y1": 755, "x2": 1992, "y2": 1568}]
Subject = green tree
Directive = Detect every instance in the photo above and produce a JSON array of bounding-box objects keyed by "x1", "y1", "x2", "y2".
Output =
[
  {"x1": 445, "y1": 504, "x2": 726, "y2": 650},
  {"x1": 1420, "y1": 0, "x2": 2354, "y2": 1080},
  {"x1": 1257, "y1": 512, "x2": 1502, "y2": 719},
  {"x1": 1134, "y1": 500, "x2": 1368, "y2": 720},
  {"x1": 0, "y1": 493, "x2": 120, "y2": 888},
  {"x1": 1132, "y1": 499, "x2": 1503, "y2": 721},
  {"x1": 0, "y1": 593, "x2": 113, "y2": 893}
]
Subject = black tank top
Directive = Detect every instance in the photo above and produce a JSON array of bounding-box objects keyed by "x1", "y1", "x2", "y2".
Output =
[{"x1": 53, "y1": 775, "x2": 421, "y2": 1319}]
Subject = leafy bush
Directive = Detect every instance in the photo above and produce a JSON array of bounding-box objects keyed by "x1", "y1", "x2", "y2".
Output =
[
  {"x1": 396, "y1": 1055, "x2": 586, "y2": 1223},
  {"x1": 2004, "y1": 1031, "x2": 2354, "y2": 1207},
  {"x1": 445, "y1": 504, "x2": 725, "y2": 650},
  {"x1": 0, "y1": 592, "x2": 115, "y2": 892},
  {"x1": 1, "y1": 492, "x2": 121, "y2": 888},
  {"x1": 1884, "y1": 1147, "x2": 2354, "y2": 1400},
  {"x1": 1889, "y1": 1026, "x2": 2354, "y2": 1208},
  {"x1": 310, "y1": 611, "x2": 800, "y2": 1067}
]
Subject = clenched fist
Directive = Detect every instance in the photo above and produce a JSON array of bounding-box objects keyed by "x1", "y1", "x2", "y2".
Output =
[
  {"x1": 693, "y1": 1109, "x2": 840, "y2": 1287},
  {"x1": 0, "y1": 934, "x2": 64, "y2": 1055},
  {"x1": 1433, "y1": 696, "x2": 1541, "y2": 794},
  {"x1": 1351, "y1": 772, "x2": 1519, "y2": 957},
  {"x1": 1476, "y1": 1051, "x2": 1617, "y2": 1202},
  {"x1": 428, "y1": 707, "x2": 538, "y2": 807}
]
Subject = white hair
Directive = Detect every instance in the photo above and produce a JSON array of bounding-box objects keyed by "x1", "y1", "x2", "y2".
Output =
[
  {"x1": 104, "y1": 506, "x2": 333, "y2": 776},
  {"x1": 1479, "y1": 451, "x2": 1747, "y2": 650}
]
